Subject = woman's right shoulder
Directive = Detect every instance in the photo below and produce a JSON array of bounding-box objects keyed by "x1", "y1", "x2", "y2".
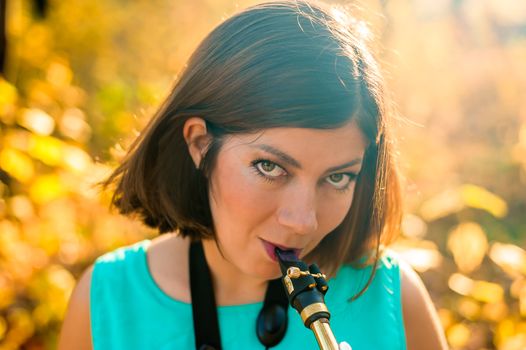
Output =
[
  {"x1": 58, "y1": 264, "x2": 94, "y2": 350},
  {"x1": 58, "y1": 234, "x2": 190, "y2": 350}
]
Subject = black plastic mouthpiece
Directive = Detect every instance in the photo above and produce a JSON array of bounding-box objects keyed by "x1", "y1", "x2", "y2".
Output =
[
  {"x1": 274, "y1": 247, "x2": 331, "y2": 328},
  {"x1": 274, "y1": 247, "x2": 297, "y2": 262}
]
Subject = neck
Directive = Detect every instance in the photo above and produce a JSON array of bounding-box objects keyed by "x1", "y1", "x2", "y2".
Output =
[{"x1": 202, "y1": 239, "x2": 268, "y2": 306}]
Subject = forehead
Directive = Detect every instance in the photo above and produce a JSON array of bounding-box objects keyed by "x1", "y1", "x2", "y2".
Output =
[{"x1": 220, "y1": 121, "x2": 368, "y2": 167}]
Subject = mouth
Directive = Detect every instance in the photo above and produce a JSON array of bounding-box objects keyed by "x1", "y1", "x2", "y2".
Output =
[{"x1": 259, "y1": 238, "x2": 302, "y2": 262}]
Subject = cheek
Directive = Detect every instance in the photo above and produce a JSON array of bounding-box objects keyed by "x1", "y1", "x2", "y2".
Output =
[
  {"x1": 208, "y1": 160, "x2": 276, "y2": 240},
  {"x1": 317, "y1": 186, "x2": 356, "y2": 237}
]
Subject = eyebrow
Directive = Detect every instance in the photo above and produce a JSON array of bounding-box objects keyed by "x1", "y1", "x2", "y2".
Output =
[{"x1": 252, "y1": 144, "x2": 362, "y2": 173}]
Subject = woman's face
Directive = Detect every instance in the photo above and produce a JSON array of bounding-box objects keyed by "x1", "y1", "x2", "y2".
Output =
[{"x1": 208, "y1": 121, "x2": 368, "y2": 280}]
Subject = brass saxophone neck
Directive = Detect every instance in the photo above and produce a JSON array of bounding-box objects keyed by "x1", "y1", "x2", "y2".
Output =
[{"x1": 275, "y1": 248, "x2": 339, "y2": 350}]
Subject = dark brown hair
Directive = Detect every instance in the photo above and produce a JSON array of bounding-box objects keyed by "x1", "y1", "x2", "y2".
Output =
[{"x1": 102, "y1": 0, "x2": 402, "y2": 297}]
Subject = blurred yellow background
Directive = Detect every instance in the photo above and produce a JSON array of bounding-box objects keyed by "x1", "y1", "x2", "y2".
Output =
[{"x1": 0, "y1": 0, "x2": 525, "y2": 349}]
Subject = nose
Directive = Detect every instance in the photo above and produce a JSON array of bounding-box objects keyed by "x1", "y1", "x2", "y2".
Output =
[{"x1": 276, "y1": 187, "x2": 318, "y2": 235}]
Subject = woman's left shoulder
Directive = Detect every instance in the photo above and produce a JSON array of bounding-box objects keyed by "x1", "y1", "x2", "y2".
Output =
[{"x1": 394, "y1": 252, "x2": 449, "y2": 350}]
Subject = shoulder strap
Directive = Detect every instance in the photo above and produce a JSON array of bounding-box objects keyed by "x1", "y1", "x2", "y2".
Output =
[
  {"x1": 189, "y1": 240, "x2": 289, "y2": 350},
  {"x1": 190, "y1": 241, "x2": 222, "y2": 350},
  {"x1": 256, "y1": 278, "x2": 289, "y2": 347}
]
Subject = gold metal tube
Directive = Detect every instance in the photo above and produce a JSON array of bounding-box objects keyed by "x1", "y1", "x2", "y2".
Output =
[
  {"x1": 300, "y1": 303, "x2": 329, "y2": 323},
  {"x1": 310, "y1": 319, "x2": 339, "y2": 350},
  {"x1": 275, "y1": 251, "x2": 340, "y2": 350}
]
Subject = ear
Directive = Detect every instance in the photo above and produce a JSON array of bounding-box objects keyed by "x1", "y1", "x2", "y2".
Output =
[{"x1": 183, "y1": 117, "x2": 211, "y2": 168}]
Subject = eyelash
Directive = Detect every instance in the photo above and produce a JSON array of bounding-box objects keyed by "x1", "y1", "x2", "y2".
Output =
[
  {"x1": 250, "y1": 159, "x2": 285, "y2": 184},
  {"x1": 250, "y1": 158, "x2": 358, "y2": 193}
]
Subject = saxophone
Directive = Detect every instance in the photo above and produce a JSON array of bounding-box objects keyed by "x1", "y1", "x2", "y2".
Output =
[{"x1": 275, "y1": 248, "x2": 339, "y2": 350}]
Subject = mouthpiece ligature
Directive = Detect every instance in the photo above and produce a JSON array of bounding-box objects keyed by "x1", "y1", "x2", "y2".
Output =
[{"x1": 275, "y1": 248, "x2": 339, "y2": 350}]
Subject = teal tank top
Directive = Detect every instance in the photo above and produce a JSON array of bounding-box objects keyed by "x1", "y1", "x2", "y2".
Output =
[{"x1": 90, "y1": 240, "x2": 407, "y2": 349}]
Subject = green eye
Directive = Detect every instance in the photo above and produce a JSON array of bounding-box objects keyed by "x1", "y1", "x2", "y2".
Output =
[
  {"x1": 260, "y1": 161, "x2": 276, "y2": 172},
  {"x1": 326, "y1": 173, "x2": 356, "y2": 191},
  {"x1": 252, "y1": 159, "x2": 287, "y2": 179},
  {"x1": 328, "y1": 174, "x2": 344, "y2": 183}
]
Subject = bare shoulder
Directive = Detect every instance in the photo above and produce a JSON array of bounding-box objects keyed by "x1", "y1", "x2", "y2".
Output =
[
  {"x1": 146, "y1": 233, "x2": 191, "y2": 302},
  {"x1": 399, "y1": 260, "x2": 449, "y2": 350},
  {"x1": 58, "y1": 265, "x2": 94, "y2": 350}
]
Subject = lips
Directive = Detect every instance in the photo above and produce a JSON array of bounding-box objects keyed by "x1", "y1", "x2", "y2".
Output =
[{"x1": 260, "y1": 239, "x2": 302, "y2": 262}]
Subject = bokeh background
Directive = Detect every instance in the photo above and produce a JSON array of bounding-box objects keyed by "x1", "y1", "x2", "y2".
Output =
[{"x1": 0, "y1": 0, "x2": 525, "y2": 349}]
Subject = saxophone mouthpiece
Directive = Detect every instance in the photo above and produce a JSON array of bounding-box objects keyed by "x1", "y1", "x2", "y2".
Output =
[
  {"x1": 274, "y1": 247, "x2": 298, "y2": 262},
  {"x1": 274, "y1": 246, "x2": 339, "y2": 350},
  {"x1": 275, "y1": 247, "x2": 304, "y2": 277}
]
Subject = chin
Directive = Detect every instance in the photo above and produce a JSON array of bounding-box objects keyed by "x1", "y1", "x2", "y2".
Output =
[{"x1": 256, "y1": 264, "x2": 282, "y2": 281}]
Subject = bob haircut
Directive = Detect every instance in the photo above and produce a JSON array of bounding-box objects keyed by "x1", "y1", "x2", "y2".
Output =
[{"x1": 103, "y1": 0, "x2": 402, "y2": 293}]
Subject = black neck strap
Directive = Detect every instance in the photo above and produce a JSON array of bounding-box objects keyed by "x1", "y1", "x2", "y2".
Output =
[{"x1": 189, "y1": 241, "x2": 289, "y2": 350}]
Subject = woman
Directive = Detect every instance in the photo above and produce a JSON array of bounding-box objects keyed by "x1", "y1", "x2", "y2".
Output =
[{"x1": 59, "y1": 1, "x2": 448, "y2": 349}]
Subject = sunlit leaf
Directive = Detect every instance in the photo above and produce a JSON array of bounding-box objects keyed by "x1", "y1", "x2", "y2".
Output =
[
  {"x1": 58, "y1": 239, "x2": 83, "y2": 264},
  {"x1": 520, "y1": 286, "x2": 526, "y2": 317},
  {"x1": 391, "y1": 240, "x2": 443, "y2": 272},
  {"x1": 0, "y1": 315, "x2": 6, "y2": 341},
  {"x1": 517, "y1": 322, "x2": 526, "y2": 335},
  {"x1": 0, "y1": 274, "x2": 15, "y2": 310},
  {"x1": 481, "y1": 301, "x2": 509, "y2": 322},
  {"x1": 510, "y1": 277, "x2": 525, "y2": 299},
  {"x1": 437, "y1": 308, "x2": 454, "y2": 329},
  {"x1": 446, "y1": 323, "x2": 470, "y2": 348},
  {"x1": 8, "y1": 195, "x2": 35, "y2": 221},
  {"x1": 29, "y1": 174, "x2": 67, "y2": 204},
  {"x1": 0, "y1": 77, "x2": 17, "y2": 104},
  {"x1": 46, "y1": 60, "x2": 73, "y2": 88},
  {"x1": 26, "y1": 265, "x2": 75, "y2": 321},
  {"x1": 511, "y1": 124, "x2": 526, "y2": 169},
  {"x1": 399, "y1": 247, "x2": 442, "y2": 272},
  {"x1": 27, "y1": 80, "x2": 54, "y2": 107},
  {"x1": 457, "y1": 297, "x2": 480, "y2": 320},
  {"x1": 60, "y1": 86, "x2": 87, "y2": 107},
  {"x1": 4, "y1": 241, "x2": 48, "y2": 282},
  {"x1": 6, "y1": 308, "x2": 34, "y2": 345},
  {"x1": 27, "y1": 134, "x2": 64, "y2": 166},
  {"x1": 401, "y1": 213, "x2": 428, "y2": 238},
  {"x1": 447, "y1": 222, "x2": 488, "y2": 273},
  {"x1": 0, "y1": 148, "x2": 34, "y2": 183},
  {"x1": 17, "y1": 108, "x2": 55, "y2": 136},
  {"x1": 448, "y1": 273, "x2": 504, "y2": 303},
  {"x1": 73, "y1": 162, "x2": 113, "y2": 200},
  {"x1": 109, "y1": 142, "x2": 127, "y2": 161},
  {"x1": 20, "y1": 23, "x2": 52, "y2": 67},
  {"x1": 496, "y1": 318, "x2": 516, "y2": 348},
  {"x1": 4, "y1": 259, "x2": 33, "y2": 285},
  {"x1": 449, "y1": 273, "x2": 475, "y2": 296},
  {"x1": 59, "y1": 108, "x2": 91, "y2": 141},
  {"x1": 0, "y1": 220, "x2": 20, "y2": 247},
  {"x1": 47, "y1": 265, "x2": 75, "y2": 290},
  {"x1": 472, "y1": 280, "x2": 504, "y2": 303},
  {"x1": 460, "y1": 184, "x2": 508, "y2": 218},
  {"x1": 34, "y1": 226, "x2": 61, "y2": 256},
  {"x1": 500, "y1": 334, "x2": 526, "y2": 350},
  {"x1": 0, "y1": 198, "x2": 5, "y2": 219},
  {"x1": 113, "y1": 111, "x2": 136, "y2": 133},
  {"x1": 32, "y1": 304, "x2": 53, "y2": 328},
  {"x1": 136, "y1": 83, "x2": 163, "y2": 106},
  {"x1": 3, "y1": 129, "x2": 31, "y2": 152},
  {"x1": 0, "y1": 78, "x2": 18, "y2": 124},
  {"x1": 420, "y1": 184, "x2": 508, "y2": 221},
  {"x1": 62, "y1": 145, "x2": 92, "y2": 174},
  {"x1": 489, "y1": 243, "x2": 526, "y2": 277},
  {"x1": 419, "y1": 188, "x2": 464, "y2": 221}
]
